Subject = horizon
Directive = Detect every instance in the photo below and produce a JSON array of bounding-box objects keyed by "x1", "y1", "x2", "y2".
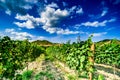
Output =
[{"x1": 0, "y1": 0, "x2": 120, "y2": 43}]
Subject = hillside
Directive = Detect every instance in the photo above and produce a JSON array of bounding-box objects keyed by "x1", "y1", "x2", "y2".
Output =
[
  {"x1": 96, "y1": 39, "x2": 120, "y2": 46},
  {"x1": 32, "y1": 40, "x2": 53, "y2": 45}
]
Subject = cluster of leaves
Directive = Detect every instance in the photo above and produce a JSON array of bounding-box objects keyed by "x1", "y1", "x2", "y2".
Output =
[
  {"x1": 15, "y1": 70, "x2": 54, "y2": 80},
  {"x1": 95, "y1": 39, "x2": 120, "y2": 68},
  {"x1": 22, "y1": 70, "x2": 33, "y2": 80},
  {"x1": 46, "y1": 36, "x2": 95, "y2": 78},
  {"x1": 35, "y1": 71, "x2": 54, "y2": 80},
  {"x1": 0, "y1": 36, "x2": 45, "y2": 79},
  {"x1": 46, "y1": 40, "x2": 71, "y2": 62},
  {"x1": 66, "y1": 36, "x2": 94, "y2": 77}
]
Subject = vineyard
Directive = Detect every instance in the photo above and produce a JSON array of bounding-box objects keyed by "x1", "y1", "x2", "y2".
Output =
[{"x1": 0, "y1": 36, "x2": 120, "y2": 80}]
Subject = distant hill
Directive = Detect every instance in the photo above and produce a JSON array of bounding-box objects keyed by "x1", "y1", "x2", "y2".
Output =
[
  {"x1": 32, "y1": 40, "x2": 53, "y2": 46},
  {"x1": 96, "y1": 39, "x2": 120, "y2": 46}
]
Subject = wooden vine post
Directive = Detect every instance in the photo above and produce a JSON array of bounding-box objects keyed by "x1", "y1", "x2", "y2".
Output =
[{"x1": 89, "y1": 43, "x2": 95, "y2": 80}]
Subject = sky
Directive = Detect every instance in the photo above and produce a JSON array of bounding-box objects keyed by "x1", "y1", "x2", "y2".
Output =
[{"x1": 0, "y1": 0, "x2": 120, "y2": 43}]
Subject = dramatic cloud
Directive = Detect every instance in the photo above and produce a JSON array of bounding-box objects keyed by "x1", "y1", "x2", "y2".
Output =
[
  {"x1": 14, "y1": 14, "x2": 43, "y2": 29},
  {"x1": 81, "y1": 18, "x2": 116, "y2": 27},
  {"x1": 5, "y1": 28, "x2": 45, "y2": 41},
  {"x1": 14, "y1": 21, "x2": 35, "y2": 29},
  {"x1": 0, "y1": 0, "x2": 38, "y2": 14},
  {"x1": 14, "y1": 3, "x2": 79, "y2": 35}
]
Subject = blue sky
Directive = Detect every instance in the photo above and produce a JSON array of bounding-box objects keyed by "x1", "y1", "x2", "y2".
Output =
[{"x1": 0, "y1": 0, "x2": 120, "y2": 43}]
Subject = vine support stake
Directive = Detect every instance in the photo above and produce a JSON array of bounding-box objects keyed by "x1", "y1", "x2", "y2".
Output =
[{"x1": 89, "y1": 43, "x2": 95, "y2": 80}]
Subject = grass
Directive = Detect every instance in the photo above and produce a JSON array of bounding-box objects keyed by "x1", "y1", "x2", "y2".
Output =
[
  {"x1": 35, "y1": 71, "x2": 54, "y2": 80},
  {"x1": 22, "y1": 70, "x2": 33, "y2": 80}
]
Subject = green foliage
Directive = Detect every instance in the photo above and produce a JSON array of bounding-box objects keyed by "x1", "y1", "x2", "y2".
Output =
[
  {"x1": 1, "y1": 35, "x2": 120, "y2": 79},
  {"x1": 15, "y1": 74, "x2": 22, "y2": 80},
  {"x1": 66, "y1": 36, "x2": 94, "y2": 76},
  {"x1": 95, "y1": 39, "x2": 120, "y2": 68},
  {"x1": 22, "y1": 70, "x2": 33, "y2": 80},
  {"x1": 46, "y1": 36, "x2": 95, "y2": 78},
  {"x1": 67, "y1": 75, "x2": 76, "y2": 80},
  {"x1": 98, "y1": 74, "x2": 105, "y2": 80},
  {"x1": 0, "y1": 36, "x2": 45, "y2": 79},
  {"x1": 35, "y1": 71, "x2": 54, "y2": 80}
]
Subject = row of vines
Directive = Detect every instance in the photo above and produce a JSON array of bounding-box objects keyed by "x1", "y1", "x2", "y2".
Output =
[
  {"x1": 95, "y1": 40, "x2": 120, "y2": 68},
  {"x1": 0, "y1": 36, "x2": 45, "y2": 79},
  {"x1": 46, "y1": 36, "x2": 120, "y2": 80},
  {"x1": 0, "y1": 35, "x2": 120, "y2": 80}
]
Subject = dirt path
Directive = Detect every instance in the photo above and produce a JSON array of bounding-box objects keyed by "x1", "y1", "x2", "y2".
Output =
[
  {"x1": 21, "y1": 55, "x2": 65, "y2": 80},
  {"x1": 21, "y1": 54, "x2": 120, "y2": 80},
  {"x1": 95, "y1": 64, "x2": 120, "y2": 80}
]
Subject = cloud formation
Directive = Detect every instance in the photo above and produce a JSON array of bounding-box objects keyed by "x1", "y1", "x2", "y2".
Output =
[
  {"x1": 14, "y1": 3, "x2": 80, "y2": 35},
  {"x1": 5, "y1": 9, "x2": 11, "y2": 15},
  {"x1": 14, "y1": 14, "x2": 40, "y2": 29},
  {"x1": 81, "y1": 18, "x2": 116, "y2": 27},
  {"x1": 0, "y1": 0, "x2": 38, "y2": 15},
  {"x1": 69, "y1": 6, "x2": 83, "y2": 14},
  {"x1": 5, "y1": 28, "x2": 45, "y2": 41},
  {"x1": 92, "y1": 32, "x2": 107, "y2": 37}
]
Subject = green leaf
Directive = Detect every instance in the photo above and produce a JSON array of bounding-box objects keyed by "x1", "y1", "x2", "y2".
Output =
[{"x1": 80, "y1": 56, "x2": 85, "y2": 62}]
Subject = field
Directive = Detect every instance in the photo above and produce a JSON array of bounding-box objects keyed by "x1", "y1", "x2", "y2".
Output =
[{"x1": 0, "y1": 36, "x2": 120, "y2": 80}]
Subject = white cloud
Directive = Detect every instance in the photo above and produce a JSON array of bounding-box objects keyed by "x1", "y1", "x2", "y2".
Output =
[
  {"x1": 19, "y1": 0, "x2": 38, "y2": 10},
  {"x1": 76, "y1": 7, "x2": 83, "y2": 14},
  {"x1": 56, "y1": 29, "x2": 79, "y2": 35},
  {"x1": 0, "y1": 0, "x2": 39, "y2": 15},
  {"x1": 14, "y1": 3, "x2": 80, "y2": 35},
  {"x1": 81, "y1": 21, "x2": 106, "y2": 27},
  {"x1": 14, "y1": 14, "x2": 44, "y2": 29},
  {"x1": 89, "y1": 7, "x2": 108, "y2": 19},
  {"x1": 101, "y1": 7, "x2": 108, "y2": 17},
  {"x1": 69, "y1": 6, "x2": 77, "y2": 13},
  {"x1": 81, "y1": 18, "x2": 116, "y2": 27},
  {"x1": 5, "y1": 9, "x2": 11, "y2": 15},
  {"x1": 92, "y1": 32, "x2": 107, "y2": 37},
  {"x1": 14, "y1": 20, "x2": 35, "y2": 29},
  {"x1": 69, "y1": 6, "x2": 83, "y2": 14},
  {"x1": 25, "y1": 0, "x2": 38, "y2": 4},
  {"x1": 22, "y1": 5, "x2": 32, "y2": 9},
  {"x1": 108, "y1": 18, "x2": 116, "y2": 22},
  {"x1": 4, "y1": 28, "x2": 45, "y2": 41},
  {"x1": 74, "y1": 24, "x2": 81, "y2": 29},
  {"x1": 101, "y1": 10, "x2": 107, "y2": 16},
  {"x1": 14, "y1": 3, "x2": 79, "y2": 35},
  {"x1": 15, "y1": 14, "x2": 34, "y2": 20},
  {"x1": 47, "y1": 2, "x2": 59, "y2": 8},
  {"x1": 5, "y1": 28, "x2": 14, "y2": 32}
]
